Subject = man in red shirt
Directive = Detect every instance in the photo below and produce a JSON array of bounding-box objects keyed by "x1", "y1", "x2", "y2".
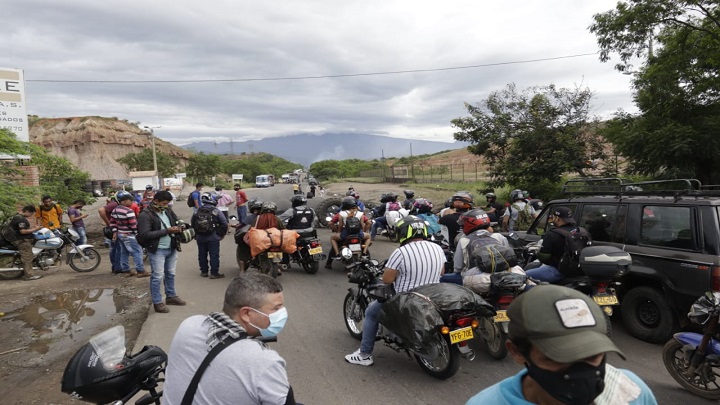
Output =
[{"x1": 234, "y1": 184, "x2": 249, "y2": 223}]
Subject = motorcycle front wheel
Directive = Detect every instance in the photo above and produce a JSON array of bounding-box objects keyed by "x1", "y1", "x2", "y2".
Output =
[
  {"x1": 0, "y1": 270, "x2": 24, "y2": 280},
  {"x1": 662, "y1": 339, "x2": 720, "y2": 400},
  {"x1": 69, "y1": 248, "x2": 101, "y2": 272},
  {"x1": 414, "y1": 331, "x2": 460, "y2": 380},
  {"x1": 343, "y1": 291, "x2": 366, "y2": 340},
  {"x1": 478, "y1": 317, "x2": 508, "y2": 360}
]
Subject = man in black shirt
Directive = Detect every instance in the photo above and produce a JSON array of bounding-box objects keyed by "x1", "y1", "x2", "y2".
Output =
[
  {"x1": 4, "y1": 205, "x2": 43, "y2": 280},
  {"x1": 525, "y1": 206, "x2": 587, "y2": 283},
  {"x1": 438, "y1": 191, "x2": 474, "y2": 247},
  {"x1": 484, "y1": 193, "x2": 505, "y2": 223}
]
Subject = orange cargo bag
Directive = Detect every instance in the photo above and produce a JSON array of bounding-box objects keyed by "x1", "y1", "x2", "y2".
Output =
[{"x1": 245, "y1": 227, "x2": 300, "y2": 257}]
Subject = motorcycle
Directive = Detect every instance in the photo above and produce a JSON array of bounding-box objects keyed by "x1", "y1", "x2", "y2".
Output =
[
  {"x1": 372, "y1": 208, "x2": 409, "y2": 242},
  {"x1": 0, "y1": 227, "x2": 101, "y2": 280},
  {"x1": 475, "y1": 272, "x2": 527, "y2": 360},
  {"x1": 662, "y1": 291, "x2": 720, "y2": 400},
  {"x1": 286, "y1": 229, "x2": 325, "y2": 274},
  {"x1": 343, "y1": 258, "x2": 494, "y2": 380}
]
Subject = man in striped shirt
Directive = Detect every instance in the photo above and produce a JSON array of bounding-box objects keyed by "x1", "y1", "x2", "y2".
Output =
[
  {"x1": 345, "y1": 216, "x2": 445, "y2": 366},
  {"x1": 111, "y1": 193, "x2": 149, "y2": 278}
]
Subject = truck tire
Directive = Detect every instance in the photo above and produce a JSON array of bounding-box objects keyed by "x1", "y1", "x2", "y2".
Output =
[
  {"x1": 317, "y1": 197, "x2": 342, "y2": 227},
  {"x1": 621, "y1": 286, "x2": 678, "y2": 343}
]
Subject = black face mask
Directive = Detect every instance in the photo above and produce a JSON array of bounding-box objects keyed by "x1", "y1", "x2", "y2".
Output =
[
  {"x1": 525, "y1": 357, "x2": 606, "y2": 405},
  {"x1": 152, "y1": 202, "x2": 168, "y2": 211}
]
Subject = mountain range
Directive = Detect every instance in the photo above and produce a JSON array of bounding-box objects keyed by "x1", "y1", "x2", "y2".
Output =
[{"x1": 183, "y1": 133, "x2": 469, "y2": 167}]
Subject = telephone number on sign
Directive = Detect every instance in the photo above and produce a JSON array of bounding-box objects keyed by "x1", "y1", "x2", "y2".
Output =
[{"x1": 1, "y1": 126, "x2": 24, "y2": 132}]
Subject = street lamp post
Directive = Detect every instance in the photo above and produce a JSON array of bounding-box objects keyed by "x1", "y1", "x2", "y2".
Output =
[{"x1": 144, "y1": 126, "x2": 161, "y2": 189}]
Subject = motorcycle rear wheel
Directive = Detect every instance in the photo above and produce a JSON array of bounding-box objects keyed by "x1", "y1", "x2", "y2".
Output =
[
  {"x1": 0, "y1": 270, "x2": 24, "y2": 280},
  {"x1": 662, "y1": 339, "x2": 720, "y2": 400},
  {"x1": 478, "y1": 317, "x2": 508, "y2": 360},
  {"x1": 256, "y1": 255, "x2": 279, "y2": 278},
  {"x1": 414, "y1": 331, "x2": 460, "y2": 380},
  {"x1": 302, "y1": 261, "x2": 320, "y2": 274},
  {"x1": 69, "y1": 248, "x2": 101, "y2": 272},
  {"x1": 343, "y1": 291, "x2": 366, "y2": 340}
]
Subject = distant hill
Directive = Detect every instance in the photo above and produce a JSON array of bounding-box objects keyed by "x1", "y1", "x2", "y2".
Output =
[{"x1": 183, "y1": 133, "x2": 469, "y2": 167}]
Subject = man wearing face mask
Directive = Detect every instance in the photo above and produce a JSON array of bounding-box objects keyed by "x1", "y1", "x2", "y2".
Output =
[
  {"x1": 163, "y1": 273, "x2": 299, "y2": 405},
  {"x1": 466, "y1": 285, "x2": 656, "y2": 405}
]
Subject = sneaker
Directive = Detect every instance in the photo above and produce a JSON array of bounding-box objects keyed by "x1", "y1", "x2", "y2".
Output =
[
  {"x1": 153, "y1": 303, "x2": 170, "y2": 313},
  {"x1": 166, "y1": 296, "x2": 187, "y2": 306},
  {"x1": 124, "y1": 270, "x2": 138, "y2": 277},
  {"x1": 345, "y1": 349, "x2": 373, "y2": 366},
  {"x1": 209, "y1": 273, "x2": 225, "y2": 279},
  {"x1": 136, "y1": 272, "x2": 150, "y2": 278},
  {"x1": 24, "y1": 275, "x2": 42, "y2": 281},
  {"x1": 200, "y1": 272, "x2": 208, "y2": 277}
]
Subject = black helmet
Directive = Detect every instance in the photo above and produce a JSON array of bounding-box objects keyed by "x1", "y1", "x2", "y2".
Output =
[
  {"x1": 200, "y1": 192, "x2": 217, "y2": 206},
  {"x1": 403, "y1": 189, "x2": 415, "y2": 199},
  {"x1": 261, "y1": 201, "x2": 277, "y2": 214},
  {"x1": 290, "y1": 195, "x2": 307, "y2": 208},
  {"x1": 346, "y1": 190, "x2": 355, "y2": 196},
  {"x1": 341, "y1": 196, "x2": 357, "y2": 210},
  {"x1": 413, "y1": 198, "x2": 433, "y2": 214},
  {"x1": 485, "y1": 192, "x2": 496, "y2": 200},
  {"x1": 379, "y1": 193, "x2": 390, "y2": 203},
  {"x1": 451, "y1": 191, "x2": 474, "y2": 210},
  {"x1": 61, "y1": 326, "x2": 166, "y2": 404},
  {"x1": 387, "y1": 192, "x2": 398, "y2": 202},
  {"x1": 248, "y1": 197, "x2": 264, "y2": 213},
  {"x1": 396, "y1": 215, "x2": 428, "y2": 245}
]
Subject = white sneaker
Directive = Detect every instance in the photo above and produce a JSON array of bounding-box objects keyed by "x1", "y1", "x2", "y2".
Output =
[{"x1": 345, "y1": 349, "x2": 373, "y2": 366}]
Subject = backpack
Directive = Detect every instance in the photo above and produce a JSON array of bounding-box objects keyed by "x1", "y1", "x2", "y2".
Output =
[
  {"x1": 193, "y1": 207, "x2": 219, "y2": 235},
  {"x1": 187, "y1": 191, "x2": 197, "y2": 208},
  {"x1": 466, "y1": 233, "x2": 517, "y2": 273},
  {"x1": 550, "y1": 227, "x2": 591, "y2": 277},
  {"x1": 344, "y1": 216, "x2": 362, "y2": 235},
  {"x1": 510, "y1": 203, "x2": 533, "y2": 231},
  {"x1": 387, "y1": 201, "x2": 401, "y2": 211}
]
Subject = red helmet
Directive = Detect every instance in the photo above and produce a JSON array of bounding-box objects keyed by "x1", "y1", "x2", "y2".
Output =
[{"x1": 458, "y1": 208, "x2": 491, "y2": 234}]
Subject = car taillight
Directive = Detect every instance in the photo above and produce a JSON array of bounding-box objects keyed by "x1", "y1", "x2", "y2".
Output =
[
  {"x1": 712, "y1": 267, "x2": 720, "y2": 291},
  {"x1": 454, "y1": 317, "x2": 475, "y2": 328}
]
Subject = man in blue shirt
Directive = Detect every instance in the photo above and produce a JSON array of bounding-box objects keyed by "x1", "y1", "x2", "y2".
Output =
[{"x1": 466, "y1": 285, "x2": 657, "y2": 405}]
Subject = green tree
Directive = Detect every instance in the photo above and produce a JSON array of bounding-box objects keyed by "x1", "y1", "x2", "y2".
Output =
[
  {"x1": 451, "y1": 83, "x2": 606, "y2": 195},
  {"x1": 591, "y1": 0, "x2": 720, "y2": 183},
  {"x1": 117, "y1": 149, "x2": 180, "y2": 178},
  {"x1": 186, "y1": 152, "x2": 222, "y2": 183}
]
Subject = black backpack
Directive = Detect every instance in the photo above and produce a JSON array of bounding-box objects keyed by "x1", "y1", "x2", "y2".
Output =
[
  {"x1": 193, "y1": 207, "x2": 218, "y2": 235},
  {"x1": 550, "y1": 227, "x2": 591, "y2": 277},
  {"x1": 187, "y1": 192, "x2": 196, "y2": 208},
  {"x1": 344, "y1": 215, "x2": 362, "y2": 235},
  {"x1": 466, "y1": 233, "x2": 517, "y2": 273}
]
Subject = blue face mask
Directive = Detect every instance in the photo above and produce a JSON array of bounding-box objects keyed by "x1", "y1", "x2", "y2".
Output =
[{"x1": 249, "y1": 307, "x2": 288, "y2": 337}]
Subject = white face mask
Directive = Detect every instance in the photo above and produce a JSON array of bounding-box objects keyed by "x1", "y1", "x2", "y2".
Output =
[{"x1": 248, "y1": 307, "x2": 288, "y2": 337}]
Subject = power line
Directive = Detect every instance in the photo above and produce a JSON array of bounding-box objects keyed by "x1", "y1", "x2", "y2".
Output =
[{"x1": 26, "y1": 52, "x2": 597, "y2": 84}]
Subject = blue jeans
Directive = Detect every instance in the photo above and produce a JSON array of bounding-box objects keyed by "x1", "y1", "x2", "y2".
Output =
[
  {"x1": 237, "y1": 205, "x2": 247, "y2": 224},
  {"x1": 73, "y1": 226, "x2": 87, "y2": 246},
  {"x1": 118, "y1": 234, "x2": 145, "y2": 272},
  {"x1": 360, "y1": 300, "x2": 383, "y2": 354},
  {"x1": 525, "y1": 264, "x2": 564, "y2": 283},
  {"x1": 149, "y1": 248, "x2": 178, "y2": 304},
  {"x1": 197, "y1": 238, "x2": 220, "y2": 275},
  {"x1": 371, "y1": 217, "x2": 387, "y2": 238},
  {"x1": 109, "y1": 238, "x2": 122, "y2": 271}
]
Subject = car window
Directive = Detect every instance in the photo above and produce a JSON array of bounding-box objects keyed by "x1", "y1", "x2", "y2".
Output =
[
  {"x1": 578, "y1": 205, "x2": 618, "y2": 243},
  {"x1": 639, "y1": 205, "x2": 694, "y2": 250}
]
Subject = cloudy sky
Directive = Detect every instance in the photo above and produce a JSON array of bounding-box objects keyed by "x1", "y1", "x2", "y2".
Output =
[{"x1": 6, "y1": 0, "x2": 636, "y2": 146}]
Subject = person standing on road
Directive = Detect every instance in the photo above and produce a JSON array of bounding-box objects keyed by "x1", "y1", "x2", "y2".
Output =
[
  {"x1": 99, "y1": 193, "x2": 122, "y2": 273},
  {"x1": 466, "y1": 285, "x2": 657, "y2": 405},
  {"x1": 163, "y1": 273, "x2": 300, "y2": 405},
  {"x1": 234, "y1": 183, "x2": 249, "y2": 223},
  {"x1": 110, "y1": 193, "x2": 149, "y2": 278},
  {"x1": 3, "y1": 205, "x2": 43, "y2": 280},
  {"x1": 192, "y1": 192, "x2": 228, "y2": 279},
  {"x1": 35, "y1": 195, "x2": 63, "y2": 230},
  {"x1": 137, "y1": 190, "x2": 187, "y2": 314},
  {"x1": 190, "y1": 183, "x2": 203, "y2": 214},
  {"x1": 214, "y1": 186, "x2": 233, "y2": 222},
  {"x1": 67, "y1": 199, "x2": 89, "y2": 245},
  {"x1": 345, "y1": 216, "x2": 445, "y2": 366}
]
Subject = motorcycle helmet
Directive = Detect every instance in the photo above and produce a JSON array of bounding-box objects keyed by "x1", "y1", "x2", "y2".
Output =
[
  {"x1": 176, "y1": 220, "x2": 195, "y2": 244},
  {"x1": 261, "y1": 201, "x2": 277, "y2": 214},
  {"x1": 145, "y1": 185, "x2": 153, "y2": 190},
  {"x1": 413, "y1": 198, "x2": 433, "y2": 214},
  {"x1": 115, "y1": 190, "x2": 130, "y2": 200},
  {"x1": 451, "y1": 191, "x2": 473, "y2": 210},
  {"x1": 485, "y1": 192, "x2": 496, "y2": 200},
  {"x1": 379, "y1": 193, "x2": 390, "y2": 203},
  {"x1": 200, "y1": 192, "x2": 217, "y2": 206},
  {"x1": 403, "y1": 189, "x2": 415, "y2": 199},
  {"x1": 688, "y1": 292, "x2": 720, "y2": 325},
  {"x1": 396, "y1": 215, "x2": 428, "y2": 245},
  {"x1": 510, "y1": 189, "x2": 525, "y2": 201},
  {"x1": 248, "y1": 197, "x2": 264, "y2": 213},
  {"x1": 387, "y1": 192, "x2": 398, "y2": 202},
  {"x1": 61, "y1": 326, "x2": 167, "y2": 404},
  {"x1": 346, "y1": 190, "x2": 355, "y2": 196},
  {"x1": 458, "y1": 208, "x2": 492, "y2": 234},
  {"x1": 341, "y1": 196, "x2": 357, "y2": 210},
  {"x1": 290, "y1": 195, "x2": 307, "y2": 208}
]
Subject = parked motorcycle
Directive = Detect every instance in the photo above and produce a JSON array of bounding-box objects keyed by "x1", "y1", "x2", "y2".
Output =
[
  {"x1": 662, "y1": 291, "x2": 720, "y2": 400},
  {"x1": 0, "y1": 227, "x2": 101, "y2": 280},
  {"x1": 343, "y1": 258, "x2": 494, "y2": 380},
  {"x1": 286, "y1": 230, "x2": 325, "y2": 274}
]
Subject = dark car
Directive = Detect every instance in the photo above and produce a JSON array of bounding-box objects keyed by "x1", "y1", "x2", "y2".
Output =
[{"x1": 510, "y1": 178, "x2": 720, "y2": 343}]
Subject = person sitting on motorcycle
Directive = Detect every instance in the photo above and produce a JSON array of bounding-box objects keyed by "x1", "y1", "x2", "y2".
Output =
[
  {"x1": 345, "y1": 216, "x2": 445, "y2": 366},
  {"x1": 370, "y1": 193, "x2": 390, "y2": 241},
  {"x1": 370, "y1": 192, "x2": 401, "y2": 241},
  {"x1": 401, "y1": 189, "x2": 416, "y2": 211},
  {"x1": 438, "y1": 191, "x2": 474, "y2": 247},
  {"x1": 412, "y1": 198, "x2": 441, "y2": 235},
  {"x1": 3, "y1": 205, "x2": 43, "y2": 280},
  {"x1": 279, "y1": 195, "x2": 316, "y2": 234},
  {"x1": 241, "y1": 197, "x2": 264, "y2": 226},
  {"x1": 484, "y1": 192, "x2": 505, "y2": 223},
  {"x1": 347, "y1": 190, "x2": 365, "y2": 212},
  {"x1": 525, "y1": 206, "x2": 589, "y2": 283},
  {"x1": 326, "y1": 197, "x2": 371, "y2": 269},
  {"x1": 234, "y1": 198, "x2": 264, "y2": 273}
]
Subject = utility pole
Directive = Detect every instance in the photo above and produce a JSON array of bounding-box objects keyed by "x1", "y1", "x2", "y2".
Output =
[{"x1": 143, "y1": 126, "x2": 161, "y2": 189}]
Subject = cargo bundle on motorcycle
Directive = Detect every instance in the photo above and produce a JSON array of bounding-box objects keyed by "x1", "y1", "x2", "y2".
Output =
[
  {"x1": 379, "y1": 283, "x2": 495, "y2": 354},
  {"x1": 245, "y1": 227, "x2": 299, "y2": 257}
]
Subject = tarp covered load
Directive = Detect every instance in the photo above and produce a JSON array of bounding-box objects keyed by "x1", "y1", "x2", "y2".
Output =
[
  {"x1": 378, "y1": 283, "x2": 495, "y2": 353},
  {"x1": 245, "y1": 227, "x2": 299, "y2": 257}
]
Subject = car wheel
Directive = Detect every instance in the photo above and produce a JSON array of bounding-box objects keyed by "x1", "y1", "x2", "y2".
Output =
[{"x1": 621, "y1": 286, "x2": 678, "y2": 343}]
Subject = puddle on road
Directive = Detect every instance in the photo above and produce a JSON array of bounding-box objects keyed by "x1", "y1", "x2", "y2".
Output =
[{"x1": 0, "y1": 289, "x2": 133, "y2": 355}]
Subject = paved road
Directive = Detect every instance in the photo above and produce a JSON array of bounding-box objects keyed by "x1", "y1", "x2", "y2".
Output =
[{"x1": 133, "y1": 183, "x2": 713, "y2": 404}]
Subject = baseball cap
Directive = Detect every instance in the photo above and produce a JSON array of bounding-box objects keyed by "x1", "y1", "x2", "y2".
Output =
[
  {"x1": 508, "y1": 285, "x2": 625, "y2": 363},
  {"x1": 552, "y1": 206, "x2": 576, "y2": 224}
]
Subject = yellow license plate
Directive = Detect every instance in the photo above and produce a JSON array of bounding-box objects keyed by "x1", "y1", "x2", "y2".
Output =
[
  {"x1": 308, "y1": 247, "x2": 323, "y2": 255},
  {"x1": 493, "y1": 310, "x2": 510, "y2": 323},
  {"x1": 449, "y1": 326, "x2": 474, "y2": 344},
  {"x1": 593, "y1": 294, "x2": 619, "y2": 306},
  {"x1": 267, "y1": 251, "x2": 282, "y2": 259}
]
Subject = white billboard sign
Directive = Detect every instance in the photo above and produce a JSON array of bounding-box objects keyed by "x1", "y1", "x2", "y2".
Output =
[
  {"x1": 232, "y1": 174, "x2": 244, "y2": 180},
  {"x1": 0, "y1": 68, "x2": 28, "y2": 141}
]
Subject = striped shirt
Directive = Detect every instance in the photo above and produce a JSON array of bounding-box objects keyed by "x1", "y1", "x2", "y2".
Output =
[
  {"x1": 386, "y1": 240, "x2": 445, "y2": 293},
  {"x1": 110, "y1": 205, "x2": 138, "y2": 233}
]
